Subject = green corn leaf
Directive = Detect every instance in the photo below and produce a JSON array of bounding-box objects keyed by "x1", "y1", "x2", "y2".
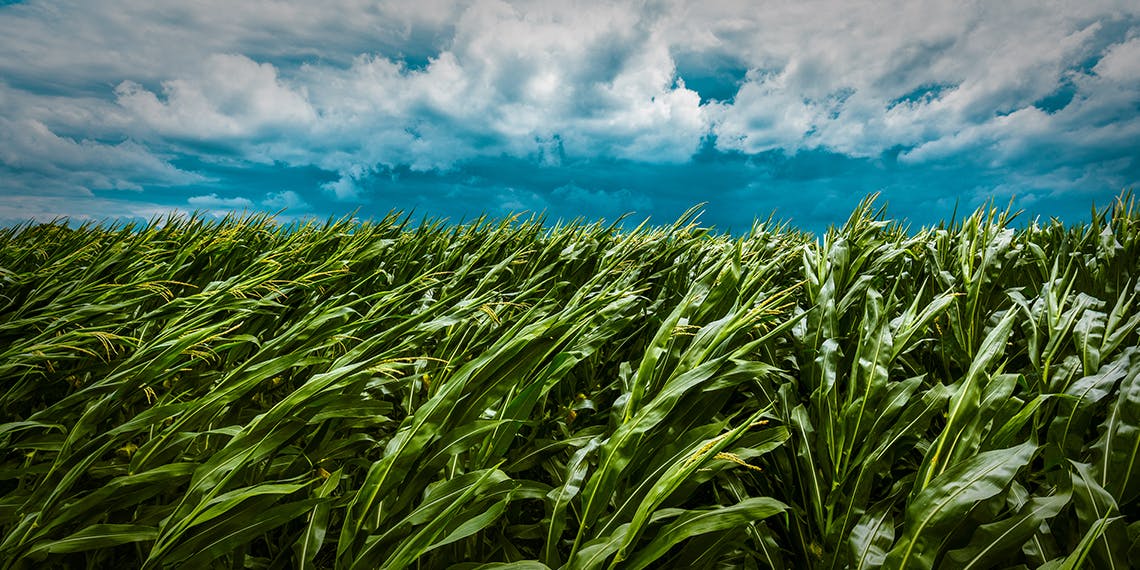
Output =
[
  {"x1": 622, "y1": 497, "x2": 787, "y2": 570},
  {"x1": 990, "y1": 393, "x2": 1052, "y2": 448},
  {"x1": 891, "y1": 291, "x2": 956, "y2": 361},
  {"x1": 366, "y1": 467, "x2": 507, "y2": 570},
  {"x1": 543, "y1": 435, "x2": 603, "y2": 566},
  {"x1": 918, "y1": 309, "x2": 1017, "y2": 491},
  {"x1": 1073, "y1": 305, "x2": 1107, "y2": 374},
  {"x1": 614, "y1": 409, "x2": 771, "y2": 562},
  {"x1": 848, "y1": 500, "x2": 895, "y2": 570},
  {"x1": 458, "y1": 563, "x2": 552, "y2": 570},
  {"x1": 1091, "y1": 347, "x2": 1140, "y2": 505},
  {"x1": 4, "y1": 194, "x2": 1139, "y2": 569},
  {"x1": 152, "y1": 497, "x2": 319, "y2": 569},
  {"x1": 567, "y1": 523, "x2": 630, "y2": 570},
  {"x1": 25, "y1": 524, "x2": 158, "y2": 556},
  {"x1": 24, "y1": 462, "x2": 195, "y2": 543},
  {"x1": 293, "y1": 467, "x2": 342, "y2": 570},
  {"x1": 1069, "y1": 461, "x2": 1129, "y2": 569},
  {"x1": 426, "y1": 495, "x2": 510, "y2": 551},
  {"x1": 885, "y1": 442, "x2": 1036, "y2": 570},
  {"x1": 1049, "y1": 515, "x2": 1120, "y2": 570},
  {"x1": 405, "y1": 470, "x2": 512, "y2": 527},
  {"x1": 943, "y1": 486, "x2": 1071, "y2": 570}
]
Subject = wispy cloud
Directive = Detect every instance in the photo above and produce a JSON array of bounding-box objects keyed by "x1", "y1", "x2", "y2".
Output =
[{"x1": 187, "y1": 193, "x2": 254, "y2": 209}]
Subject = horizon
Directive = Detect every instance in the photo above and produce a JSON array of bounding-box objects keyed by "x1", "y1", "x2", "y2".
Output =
[
  {"x1": 1, "y1": 1, "x2": 1138, "y2": 234},
  {"x1": 13, "y1": 190, "x2": 1136, "y2": 240}
]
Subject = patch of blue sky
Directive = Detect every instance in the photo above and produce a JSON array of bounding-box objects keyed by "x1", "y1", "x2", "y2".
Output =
[
  {"x1": 1033, "y1": 80, "x2": 1078, "y2": 114},
  {"x1": 674, "y1": 53, "x2": 749, "y2": 104},
  {"x1": 164, "y1": 156, "x2": 333, "y2": 208},
  {"x1": 298, "y1": 145, "x2": 1122, "y2": 236},
  {"x1": 53, "y1": 142, "x2": 1132, "y2": 237},
  {"x1": 887, "y1": 82, "x2": 958, "y2": 108},
  {"x1": 1030, "y1": 24, "x2": 1134, "y2": 115}
]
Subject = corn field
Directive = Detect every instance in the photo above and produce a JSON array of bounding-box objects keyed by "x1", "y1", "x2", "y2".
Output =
[{"x1": 1, "y1": 194, "x2": 1139, "y2": 569}]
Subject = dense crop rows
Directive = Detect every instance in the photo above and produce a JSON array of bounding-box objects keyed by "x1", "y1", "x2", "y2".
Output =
[{"x1": 1, "y1": 194, "x2": 1139, "y2": 568}]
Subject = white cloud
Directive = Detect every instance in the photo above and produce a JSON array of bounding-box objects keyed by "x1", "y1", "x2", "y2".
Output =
[
  {"x1": 0, "y1": 193, "x2": 186, "y2": 226},
  {"x1": 708, "y1": 1, "x2": 1131, "y2": 160},
  {"x1": 319, "y1": 177, "x2": 363, "y2": 201},
  {"x1": 115, "y1": 53, "x2": 316, "y2": 141},
  {"x1": 295, "y1": 0, "x2": 709, "y2": 177},
  {"x1": 187, "y1": 193, "x2": 255, "y2": 208},
  {"x1": 711, "y1": 70, "x2": 824, "y2": 154},
  {"x1": 0, "y1": 0, "x2": 466, "y2": 89},
  {"x1": 0, "y1": 114, "x2": 205, "y2": 193},
  {"x1": 1093, "y1": 37, "x2": 1140, "y2": 84},
  {"x1": 0, "y1": 0, "x2": 1137, "y2": 208},
  {"x1": 261, "y1": 190, "x2": 309, "y2": 210}
]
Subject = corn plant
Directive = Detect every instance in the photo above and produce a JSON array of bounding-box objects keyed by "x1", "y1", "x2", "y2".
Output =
[{"x1": 1, "y1": 193, "x2": 1138, "y2": 568}]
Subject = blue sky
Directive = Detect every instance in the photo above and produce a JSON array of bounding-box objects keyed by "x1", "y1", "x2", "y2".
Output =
[{"x1": 1, "y1": 1, "x2": 1138, "y2": 234}]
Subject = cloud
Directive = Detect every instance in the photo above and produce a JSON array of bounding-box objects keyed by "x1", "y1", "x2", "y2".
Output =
[
  {"x1": 708, "y1": 2, "x2": 1130, "y2": 160},
  {"x1": 115, "y1": 54, "x2": 316, "y2": 142},
  {"x1": 261, "y1": 190, "x2": 309, "y2": 210},
  {"x1": 0, "y1": 0, "x2": 464, "y2": 91},
  {"x1": 286, "y1": 0, "x2": 712, "y2": 196},
  {"x1": 68, "y1": 0, "x2": 712, "y2": 198},
  {"x1": 187, "y1": 193, "x2": 254, "y2": 208},
  {"x1": 0, "y1": 113, "x2": 205, "y2": 194},
  {"x1": 1094, "y1": 37, "x2": 1140, "y2": 83},
  {"x1": 711, "y1": 70, "x2": 828, "y2": 154},
  {"x1": 0, "y1": 0, "x2": 1137, "y2": 228},
  {"x1": 0, "y1": 193, "x2": 186, "y2": 226}
]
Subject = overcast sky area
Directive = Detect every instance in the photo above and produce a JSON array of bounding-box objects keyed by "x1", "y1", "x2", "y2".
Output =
[{"x1": 1, "y1": 0, "x2": 1138, "y2": 233}]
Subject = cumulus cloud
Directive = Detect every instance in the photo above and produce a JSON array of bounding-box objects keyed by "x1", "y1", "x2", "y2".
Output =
[
  {"x1": 0, "y1": 0, "x2": 464, "y2": 91},
  {"x1": 1094, "y1": 37, "x2": 1140, "y2": 83},
  {"x1": 84, "y1": 0, "x2": 711, "y2": 201},
  {"x1": 0, "y1": 0, "x2": 1138, "y2": 225},
  {"x1": 115, "y1": 54, "x2": 316, "y2": 142},
  {"x1": 708, "y1": 1, "x2": 1134, "y2": 160},
  {"x1": 283, "y1": 0, "x2": 712, "y2": 196}
]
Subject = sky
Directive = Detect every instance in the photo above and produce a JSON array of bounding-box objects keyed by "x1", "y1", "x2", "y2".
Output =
[{"x1": 1, "y1": 0, "x2": 1138, "y2": 234}]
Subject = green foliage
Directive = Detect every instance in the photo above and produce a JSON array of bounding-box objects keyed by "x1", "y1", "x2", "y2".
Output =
[{"x1": 1, "y1": 193, "x2": 1138, "y2": 568}]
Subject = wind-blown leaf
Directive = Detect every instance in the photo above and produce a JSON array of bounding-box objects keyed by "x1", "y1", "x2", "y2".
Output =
[
  {"x1": 3, "y1": 193, "x2": 1139, "y2": 569},
  {"x1": 918, "y1": 309, "x2": 1018, "y2": 492},
  {"x1": 1091, "y1": 348, "x2": 1140, "y2": 505},
  {"x1": 1045, "y1": 515, "x2": 1120, "y2": 570},
  {"x1": 27, "y1": 524, "x2": 158, "y2": 555},
  {"x1": 356, "y1": 467, "x2": 507, "y2": 570},
  {"x1": 944, "y1": 486, "x2": 1071, "y2": 569},
  {"x1": 1069, "y1": 461, "x2": 1130, "y2": 569},
  {"x1": 885, "y1": 442, "x2": 1036, "y2": 570},
  {"x1": 293, "y1": 468, "x2": 342, "y2": 570},
  {"x1": 623, "y1": 497, "x2": 787, "y2": 570},
  {"x1": 543, "y1": 435, "x2": 602, "y2": 566},
  {"x1": 427, "y1": 496, "x2": 510, "y2": 551},
  {"x1": 154, "y1": 498, "x2": 319, "y2": 568}
]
